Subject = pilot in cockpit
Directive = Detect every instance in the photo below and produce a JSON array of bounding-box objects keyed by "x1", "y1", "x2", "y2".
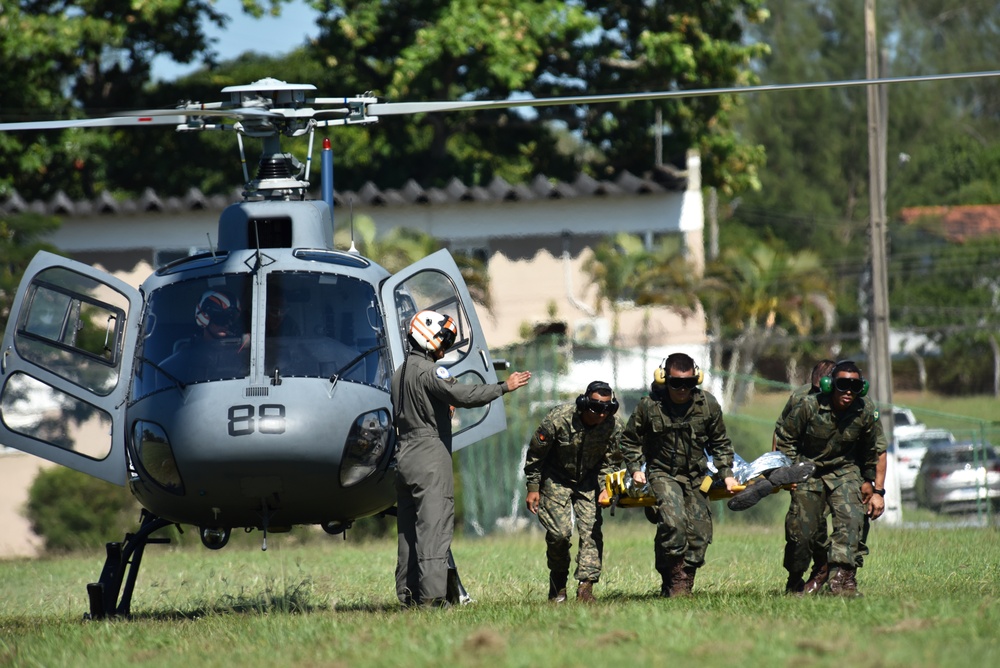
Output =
[{"x1": 157, "y1": 290, "x2": 251, "y2": 385}]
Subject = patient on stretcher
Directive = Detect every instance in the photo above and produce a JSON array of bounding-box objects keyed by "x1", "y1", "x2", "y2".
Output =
[{"x1": 601, "y1": 451, "x2": 816, "y2": 513}]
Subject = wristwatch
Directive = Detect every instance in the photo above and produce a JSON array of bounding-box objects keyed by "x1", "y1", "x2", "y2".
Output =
[{"x1": 873, "y1": 488, "x2": 886, "y2": 497}]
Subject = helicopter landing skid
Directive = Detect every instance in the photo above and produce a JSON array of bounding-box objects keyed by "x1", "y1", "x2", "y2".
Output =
[{"x1": 85, "y1": 508, "x2": 173, "y2": 620}]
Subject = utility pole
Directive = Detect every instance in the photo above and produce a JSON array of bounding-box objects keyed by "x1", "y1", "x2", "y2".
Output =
[{"x1": 865, "y1": 0, "x2": 901, "y2": 524}]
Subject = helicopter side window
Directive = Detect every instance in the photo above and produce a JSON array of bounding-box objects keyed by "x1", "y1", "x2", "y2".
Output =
[
  {"x1": 131, "y1": 276, "x2": 252, "y2": 398},
  {"x1": 12, "y1": 267, "x2": 130, "y2": 397},
  {"x1": 264, "y1": 272, "x2": 389, "y2": 388}
]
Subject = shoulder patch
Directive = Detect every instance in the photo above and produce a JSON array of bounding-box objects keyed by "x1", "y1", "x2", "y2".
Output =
[
  {"x1": 435, "y1": 366, "x2": 451, "y2": 380},
  {"x1": 873, "y1": 409, "x2": 879, "y2": 421}
]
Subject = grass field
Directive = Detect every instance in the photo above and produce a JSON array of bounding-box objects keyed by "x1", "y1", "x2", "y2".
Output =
[{"x1": 2, "y1": 520, "x2": 997, "y2": 668}]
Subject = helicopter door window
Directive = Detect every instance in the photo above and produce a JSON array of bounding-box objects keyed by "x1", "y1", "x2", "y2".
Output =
[
  {"x1": 0, "y1": 372, "x2": 113, "y2": 459},
  {"x1": 131, "y1": 276, "x2": 252, "y2": 398},
  {"x1": 13, "y1": 267, "x2": 130, "y2": 397},
  {"x1": 391, "y1": 270, "x2": 473, "y2": 362},
  {"x1": 263, "y1": 272, "x2": 390, "y2": 388}
]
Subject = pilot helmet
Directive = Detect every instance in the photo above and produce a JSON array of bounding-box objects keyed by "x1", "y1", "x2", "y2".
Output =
[
  {"x1": 408, "y1": 309, "x2": 457, "y2": 353},
  {"x1": 195, "y1": 290, "x2": 241, "y2": 332}
]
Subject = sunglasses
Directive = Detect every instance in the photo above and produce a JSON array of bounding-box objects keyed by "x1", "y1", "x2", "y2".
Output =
[
  {"x1": 833, "y1": 377, "x2": 865, "y2": 394},
  {"x1": 583, "y1": 399, "x2": 614, "y2": 415},
  {"x1": 667, "y1": 376, "x2": 698, "y2": 390}
]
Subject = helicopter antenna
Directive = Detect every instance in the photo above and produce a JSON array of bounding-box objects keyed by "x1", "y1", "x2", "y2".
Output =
[
  {"x1": 348, "y1": 198, "x2": 358, "y2": 255},
  {"x1": 321, "y1": 137, "x2": 334, "y2": 226}
]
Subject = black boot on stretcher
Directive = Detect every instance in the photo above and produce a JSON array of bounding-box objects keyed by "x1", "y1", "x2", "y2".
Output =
[{"x1": 727, "y1": 461, "x2": 817, "y2": 511}]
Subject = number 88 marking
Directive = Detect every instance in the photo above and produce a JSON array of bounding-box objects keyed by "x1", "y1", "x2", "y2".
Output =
[{"x1": 228, "y1": 404, "x2": 286, "y2": 436}]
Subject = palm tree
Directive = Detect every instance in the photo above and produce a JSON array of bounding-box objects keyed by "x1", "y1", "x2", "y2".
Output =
[
  {"x1": 704, "y1": 241, "x2": 834, "y2": 407},
  {"x1": 583, "y1": 232, "x2": 703, "y2": 385}
]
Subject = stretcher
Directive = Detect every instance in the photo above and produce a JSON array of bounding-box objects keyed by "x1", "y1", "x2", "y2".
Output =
[{"x1": 600, "y1": 452, "x2": 816, "y2": 513}]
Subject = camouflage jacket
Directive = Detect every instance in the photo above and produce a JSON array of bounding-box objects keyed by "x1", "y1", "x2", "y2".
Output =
[
  {"x1": 524, "y1": 403, "x2": 625, "y2": 492},
  {"x1": 774, "y1": 393, "x2": 886, "y2": 481},
  {"x1": 620, "y1": 390, "x2": 735, "y2": 483},
  {"x1": 777, "y1": 384, "x2": 814, "y2": 423}
]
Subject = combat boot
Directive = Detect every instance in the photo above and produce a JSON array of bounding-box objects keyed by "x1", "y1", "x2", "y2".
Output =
[
  {"x1": 827, "y1": 565, "x2": 863, "y2": 598},
  {"x1": 577, "y1": 581, "x2": 596, "y2": 604},
  {"x1": 802, "y1": 563, "x2": 829, "y2": 595},
  {"x1": 669, "y1": 559, "x2": 694, "y2": 597},
  {"x1": 785, "y1": 571, "x2": 806, "y2": 595},
  {"x1": 658, "y1": 557, "x2": 679, "y2": 597},
  {"x1": 548, "y1": 571, "x2": 568, "y2": 603}
]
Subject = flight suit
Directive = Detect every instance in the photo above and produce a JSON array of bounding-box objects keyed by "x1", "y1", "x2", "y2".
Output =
[
  {"x1": 391, "y1": 348, "x2": 508, "y2": 606},
  {"x1": 524, "y1": 404, "x2": 624, "y2": 587},
  {"x1": 774, "y1": 393, "x2": 885, "y2": 570},
  {"x1": 620, "y1": 390, "x2": 734, "y2": 575}
]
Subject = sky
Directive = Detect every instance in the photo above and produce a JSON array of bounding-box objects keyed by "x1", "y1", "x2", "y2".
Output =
[{"x1": 152, "y1": 0, "x2": 319, "y2": 82}]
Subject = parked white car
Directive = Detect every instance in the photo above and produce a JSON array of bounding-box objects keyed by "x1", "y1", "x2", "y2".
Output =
[
  {"x1": 893, "y1": 428, "x2": 957, "y2": 499},
  {"x1": 892, "y1": 406, "x2": 925, "y2": 440}
]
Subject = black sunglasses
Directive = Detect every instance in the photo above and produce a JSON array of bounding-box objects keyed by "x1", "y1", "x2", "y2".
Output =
[
  {"x1": 667, "y1": 376, "x2": 698, "y2": 390},
  {"x1": 583, "y1": 399, "x2": 614, "y2": 414},
  {"x1": 833, "y1": 377, "x2": 865, "y2": 394}
]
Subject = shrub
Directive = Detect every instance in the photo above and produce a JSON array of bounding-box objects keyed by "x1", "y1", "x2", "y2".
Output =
[{"x1": 25, "y1": 467, "x2": 140, "y2": 553}]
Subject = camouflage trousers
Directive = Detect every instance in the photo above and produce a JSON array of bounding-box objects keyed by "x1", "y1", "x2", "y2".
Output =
[
  {"x1": 784, "y1": 495, "x2": 871, "y2": 574},
  {"x1": 783, "y1": 472, "x2": 865, "y2": 570},
  {"x1": 648, "y1": 473, "x2": 713, "y2": 571},
  {"x1": 537, "y1": 476, "x2": 604, "y2": 583}
]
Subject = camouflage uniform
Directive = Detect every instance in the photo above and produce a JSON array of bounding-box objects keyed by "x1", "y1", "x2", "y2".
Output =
[
  {"x1": 779, "y1": 386, "x2": 877, "y2": 577},
  {"x1": 620, "y1": 390, "x2": 734, "y2": 575},
  {"x1": 524, "y1": 404, "x2": 625, "y2": 585},
  {"x1": 391, "y1": 348, "x2": 508, "y2": 606},
  {"x1": 774, "y1": 393, "x2": 886, "y2": 570},
  {"x1": 778, "y1": 385, "x2": 830, "y2": 576}
]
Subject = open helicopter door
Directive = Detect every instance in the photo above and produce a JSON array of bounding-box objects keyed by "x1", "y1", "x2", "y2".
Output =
[
  {"x1": 381, "y1": 249, "x2": 507, "y2": 451},
  {"x1": 0, "y1": 251, "x2": 142, "y2": 485}
]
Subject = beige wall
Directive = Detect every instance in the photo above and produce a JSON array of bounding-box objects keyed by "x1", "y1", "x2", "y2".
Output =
[{"x1": 0, "y1": 453, "x2": 50, "y2": 558}]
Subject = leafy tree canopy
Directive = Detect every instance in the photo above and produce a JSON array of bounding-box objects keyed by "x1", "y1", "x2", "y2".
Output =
[{"x1": 3, "y1": 1, "x2": 769, "y2": 200}]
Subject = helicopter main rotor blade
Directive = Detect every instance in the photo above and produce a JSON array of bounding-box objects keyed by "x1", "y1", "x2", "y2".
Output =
[
  {"x1": 120, "y1": 107, "x2": 286, "y2": 121},
  {"x1": 0, "y1": 115, "x2": 186, "y2": 132},
  {"x1": 367, "y1": 70, "x2": 1000, "y2": 117}
]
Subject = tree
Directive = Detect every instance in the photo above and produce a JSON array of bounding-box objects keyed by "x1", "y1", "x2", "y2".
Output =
[
  {"x1": 0, "y1": 212, "x2": 60, "y2": 321},
  {"x1": 300, "y1": 1, "x2": 768, "y2": 192},
  {"x1": 0, "y1": 1, "x2": 287, "y2": 201},
  {"x1": 547, "y1": 1, "x2": 770, "y2": 195},
  {"x1": 889, "y1": 225, "x2": 1000, "y2": 396},
  {"x1": 582, "y1": 232, "x2": 702, "y2": 385},
  {"x1": 703, "y1": 238, "x2": 835, "y2": 406}
]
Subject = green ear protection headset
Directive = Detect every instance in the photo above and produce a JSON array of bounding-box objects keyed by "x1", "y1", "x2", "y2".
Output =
[{"x1": 819, "y1": 360, "x2": 869, "y2": 397}]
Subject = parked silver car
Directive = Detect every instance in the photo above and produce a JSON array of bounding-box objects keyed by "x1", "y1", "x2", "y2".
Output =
[
  {"x1": 893, "y1": 428, "x2": 956, "y2": 499},
  {"x1": 914, "y1": 442, "x2": 1000, "y2": 513}
]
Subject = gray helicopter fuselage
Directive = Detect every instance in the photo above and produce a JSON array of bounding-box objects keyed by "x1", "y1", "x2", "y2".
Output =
[
  {"x1": 125, "y1": 199, "x2": 398, "y2": 530},
  {"x1": 0, "y1": 194, "x2": 506, "y2": 540}
]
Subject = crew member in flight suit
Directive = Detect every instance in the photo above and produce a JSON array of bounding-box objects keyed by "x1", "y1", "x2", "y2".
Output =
[{"x1": 392, "y1": 309, "x2": 531, "y2": 608}]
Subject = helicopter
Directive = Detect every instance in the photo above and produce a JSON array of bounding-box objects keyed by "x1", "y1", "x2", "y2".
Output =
[{"x1": 2, "y1": 70, "x2": 999, "y2": 619}]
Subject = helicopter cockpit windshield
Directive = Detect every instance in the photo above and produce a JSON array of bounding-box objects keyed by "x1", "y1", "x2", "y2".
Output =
[
  {"x1": 131, "y1": 271, "x2": 390, "y2": 399},
  {"x1": 263, "y1": 272, "x2": 389, "y2": 386},
  {"x1": 133, "y1": 276, "x2": 253, "y2": 396}
]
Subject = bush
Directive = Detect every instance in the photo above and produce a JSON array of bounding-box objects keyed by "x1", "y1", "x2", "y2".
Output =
[{"x1": 25, "y1": 467, "x2": 140, "y2": 553}]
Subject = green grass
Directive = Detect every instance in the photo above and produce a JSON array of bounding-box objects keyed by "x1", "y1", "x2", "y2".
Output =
[{"x1": 2, "y1": 522, "x2": 998, "y2": 668}]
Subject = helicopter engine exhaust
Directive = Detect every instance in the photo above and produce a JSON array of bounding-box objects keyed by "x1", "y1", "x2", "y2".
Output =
[{"x1": 200, "y1": 527, "x2": 231, "y2": 550}]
